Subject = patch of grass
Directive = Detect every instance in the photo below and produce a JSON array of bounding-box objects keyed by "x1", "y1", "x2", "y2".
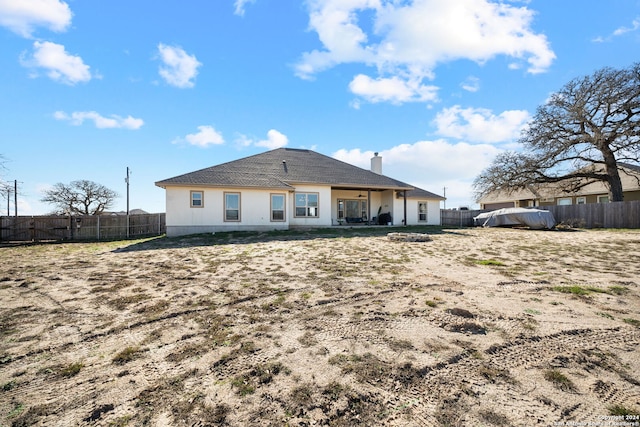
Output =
[
  {"x1": 478, "y1": 409, "x2": 510, "y2": 426},
  {"x1": 608, "y1": 285, "x2": 630, "y2": 295},
  {"x1": 7, "y1": 402, "x2": 24, "y2": 418},
  {"x1": 543, "y1": 369, "x2": 577, "y2": 392},
  {"x1": 107, "y1": 415, "x2": 132, "y2": 427},
  {"x1": 112, "y1": 346, "x2": 142, "y2": 365},
  {"x1": 478, "y1": 365, "x2": 518, "y2": 385},
  {"x1": 524, "y1": 308, "x2": 541, "y2": 315},
  {"x1": 446, "y1": 308, "x2": 475, "y2": 318},
  {"x1": 108, "y1": 293, "x2": 149, "y2": 310},
  {"x1": 2, "y1": 380, "x2": 17, "y2": 391},
  {"x1": 608, "y1": 404, "x2": 639, "y2": 416},
  {"x1": 597, "y1": 312, "x2": 614, "y2": 320},
  {"x1": 474, "y1": 259, "x2": 505, "y2": 266},
  {"x1": 435, "y1": 398, "x2": 467, "y2": 427},
  {"x1": 59, "y1": 362, "x2": 83, "y2": 377},
  {"x1": 552, "y1": 284, "x2": 630, "y2": 297},
  {"x1": 297, "y1": 331, "x2": 318, "y2": 347},
  {"x1": 329, "y1": 353, "x2": 392, "y2": 384},
  {"x1": 623, "y1": 318, "x2": 640, "y2": 327},
  {"x1": 552, "y1": 285, "x2": 591, "y2": 295},
  {"x1": 231, "y1": 362, "x2": 290, "y2": 396},
  {"x1": 386, "y1": 338, "x2": 414, "y2": 352},
  {"x1": 201, "y1": 404, "x2": 230, "y2": 425}
]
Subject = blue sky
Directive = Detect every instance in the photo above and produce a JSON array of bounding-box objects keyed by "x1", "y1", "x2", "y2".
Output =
[{"x1": 1, "y1": 0, "x2": 639, "y2": 214}]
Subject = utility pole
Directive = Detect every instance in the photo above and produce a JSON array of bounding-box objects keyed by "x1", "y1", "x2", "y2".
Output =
[
  {"x1": 126, "y1": 167, "x2": 130, "y2": 216},
  {"x1": 443, "y1": 187, "x2": 447, "y2": 210},
  {"x1": 125, "y1": 167, "x2": 130, "y2": 238},
  {"x1": 14, "y1": 180, "x2": 17, "y2": 217}
]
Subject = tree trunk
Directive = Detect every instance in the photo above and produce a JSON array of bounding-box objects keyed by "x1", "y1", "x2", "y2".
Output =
[{"x1": 603, "y1": 153, "x2": 624, "y2": 202}]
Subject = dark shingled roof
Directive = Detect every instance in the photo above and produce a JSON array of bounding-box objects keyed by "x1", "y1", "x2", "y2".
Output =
[{"x1": 156, "y1": 148, "x2": 428, "y2": 191}]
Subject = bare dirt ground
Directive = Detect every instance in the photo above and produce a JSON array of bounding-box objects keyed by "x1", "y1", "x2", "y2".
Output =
[{"x1": 1, "y1": 227, "x2": 639, "y2": 426}]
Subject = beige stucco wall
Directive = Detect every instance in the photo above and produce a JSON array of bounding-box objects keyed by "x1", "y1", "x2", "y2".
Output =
[
  {"x1": 408, "y1": 199, "x2": 442, "y2": 225},
  {"x1": 288, "y1": 185, "x2": 332, "y2": 228},
  {"x1": 165, "y1": 186, "x2": 291, "y2": 236},
  {"x1": 164, "y1": 185, "x2": 442, "y2": 236},
  {"x1": 164, "y1": 184, "x2": 336, "y2": 236}
]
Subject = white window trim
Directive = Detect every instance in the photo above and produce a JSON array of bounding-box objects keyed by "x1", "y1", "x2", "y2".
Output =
[
  {"x1": 270, "y1": 193, "x2": 286, "y2": 222},
  {"x1": 418, "y1": 201, "x2": 428, "y2": 222},
  {"x1": 294, "y1": 192, "x2": 319, "y2": 218},
  {"x1": 190, "y1": 190, "x2": 204, "y2": 208},
  {"x1": 224, "y1": 192, "x2": 241, "y2": 222}
]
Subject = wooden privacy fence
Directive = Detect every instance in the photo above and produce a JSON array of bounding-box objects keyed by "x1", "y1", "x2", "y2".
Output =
[
  {"x1": 541, "y1": 201, "x2": 640, "y2": 229},
  {"x1": 441, "y1": 201, "x2": 640, "y2": 229},
  {"x1": 0, "y1": 213, "x2": 166, "y2": 242},
  {"x1": 440, "y1": 209, "x2": 486, "y2": 227}
]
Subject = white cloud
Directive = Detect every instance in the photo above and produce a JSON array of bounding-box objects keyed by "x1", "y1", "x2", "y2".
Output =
[
  {"x1": 613, "y1": 18, "x2": 640, "y2": 36},
  {"x1": 349, "y1": 74, "x2": 438, "y2": 104},
  {"x1": 296, "y1": 0, "x2": 555, "y2": 104},
  {"x1": 157, "y1": 44, "x2": 202, "y2": 88},
  {"x1": 234, "y1": 129, "x2": 289, "y2": 149},
  {"x1": 460, "y1": 76, "x2": 480, "y2": 93},
  {"x1": 21, "y1": 41, "x2": 92, "y2": 85},
  {"x1": 234, "y1": 0, "x2": 256, "y2": 16},
  {"x1": 172, "y1": 126, "x2": 225, "y2": 147},
  {"x1": 54, "y1": 111, "x2": 144, "y2": 129},
  {"x1": 333, "y1": 139, "x2": 502, "y2": 208},
  {"x1": 257, "y1": 129, "x2": 289, "y2": 149},
  {"x1": 433, "y1": 105, "x2": 530, "y2": 143},
  {"x1": 595, "y1": 17, "x2": 640, "y2": 42},
  {"x1": 0, "y1": 0, "x2": 72, "y2": 38}
]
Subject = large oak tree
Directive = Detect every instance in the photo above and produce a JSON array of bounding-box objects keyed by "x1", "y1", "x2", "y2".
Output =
[
  {"x1": 474, "y1": 63, "x2": 640, "y2": 202},
  {"x1": 42, "y1": 180, "x2": 118, "y2": 215}
]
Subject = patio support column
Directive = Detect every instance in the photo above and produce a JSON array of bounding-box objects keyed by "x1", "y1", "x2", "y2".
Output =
[
  {"x1": 403, "y1": 191, "x2": 407, "y2": 226},
  {"x1": 367, "y1": 189, "x2": 371, "y2": 224}
]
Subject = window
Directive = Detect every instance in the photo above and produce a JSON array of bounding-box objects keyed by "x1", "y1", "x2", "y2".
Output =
[
  {"x1": 224, "y1": 192, "x2": 240, "y2": 221},
  {"x1": 576, "y1": 197, "x2": 586, "y2": 205},
  {"x1": 337, "y1": 200, "x2": 345, "y2": 219},
  {"x1": 271, "y1": 193, "x2": 285, "y2": 221},
  {"x1": 418, "y1": 202, "x2": 428, "y2": 221},
  {"x1": 295, "y1": 192, "x2": 318, "y2": 217},
  {"x1": 190, "y1": 191, "x2": 203, "y2": 208},
  {"x1": 597, "y1": 195, "x2": 609, "y2": 204},
  {"x1": 557, "y1": 198, "x2": 572, "y2": 206},
  {"x1": 338, "y1": 199, "x2": 367, "y2": 220}
]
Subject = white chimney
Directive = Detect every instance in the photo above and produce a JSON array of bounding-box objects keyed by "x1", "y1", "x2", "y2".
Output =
[{"x1": 371, "y1": 152, "x2": 382, "y2": 174}]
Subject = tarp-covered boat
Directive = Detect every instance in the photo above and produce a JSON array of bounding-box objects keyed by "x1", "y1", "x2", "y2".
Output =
[{"x1": 473, "y1": 208, "x2": 556, "y2": 230}]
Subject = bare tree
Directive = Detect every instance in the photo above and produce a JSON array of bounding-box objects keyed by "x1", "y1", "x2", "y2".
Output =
[
  {"x1": 41, "y1": 180, "x2": 118, "y2": 215},
  {"x1": 474, "y1": 63, "x2": 640, "y2": 202}
]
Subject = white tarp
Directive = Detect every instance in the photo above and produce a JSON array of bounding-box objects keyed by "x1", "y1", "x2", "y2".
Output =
[{"x1": 473, "y1": 208, "x2": 556, "y2": 230}]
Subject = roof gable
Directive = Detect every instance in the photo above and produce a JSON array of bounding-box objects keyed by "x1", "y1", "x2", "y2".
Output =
[{"x1": 156, "y1": 148, "x2": 415, "y2": 190}]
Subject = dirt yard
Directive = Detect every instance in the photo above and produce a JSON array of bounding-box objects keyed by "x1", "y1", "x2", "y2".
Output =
[{"x1": 1, "y1": 227, "x2": 639, "y2": 426}]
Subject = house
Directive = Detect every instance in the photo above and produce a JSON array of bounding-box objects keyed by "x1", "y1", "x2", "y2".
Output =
[
  {"x1": 103, "y1": 208, "x2": 149, "y2": 216},
  {"x1": 155, "y1": 148, "x2": 445, "y2": 237},
  {"x1": 478, "y1": 163, "x2": 640, "y2": 210}
]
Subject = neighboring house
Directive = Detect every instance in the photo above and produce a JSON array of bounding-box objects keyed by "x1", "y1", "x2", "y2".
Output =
[
  {"x1": 103, "y1": 209, "x2": 149, "y2": 216},
  {"x1": 478, "y1": 163, "x2": 640, "y2": 210},
  {"x1": 155, "y1": 148, "x2": 444, "y2": 237}
]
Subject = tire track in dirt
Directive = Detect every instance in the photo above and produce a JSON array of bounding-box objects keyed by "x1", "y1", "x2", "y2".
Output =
[{"x1": 256, "y1": 285, "x2": 640, "y2": 426}]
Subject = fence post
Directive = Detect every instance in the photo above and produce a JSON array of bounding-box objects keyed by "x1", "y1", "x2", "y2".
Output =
[{"x1": 97, "y1": 215, "x2": 100, "y2": 240}]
